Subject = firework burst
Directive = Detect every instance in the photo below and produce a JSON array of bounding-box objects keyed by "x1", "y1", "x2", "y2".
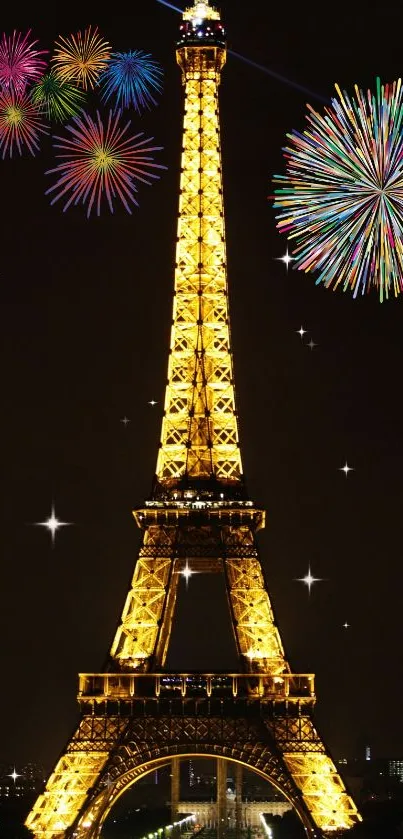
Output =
[
  {"x1": 273, "y1": 78, "x2": 403, "y2": 301},
  {"x1": 0, "y1": 30, "x2": 47, "y2": 92},
  {"x1": 45, "y1": 109, "x2": 166, "y2": 217},
  {"x1": 100, "y1": 51, "x2": 163, "y2": 113},
  {"x1": 52, "y1": 26, "x2": 111, "y2": 91},
  {"x1": 31, "y1": 71, "x2": 85, "y2": 122},
  {"x1": 0, "y1": 88, "x2": 48, "y2": 157}
]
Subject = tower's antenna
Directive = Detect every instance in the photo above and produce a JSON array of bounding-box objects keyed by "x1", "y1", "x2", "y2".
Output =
[{"x1": 183, "y1": 1, "x2": 220, "y2": 22}]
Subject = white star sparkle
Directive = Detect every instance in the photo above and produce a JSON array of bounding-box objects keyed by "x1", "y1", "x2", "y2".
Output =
[
  {"x1": 340, "y1": 462, "x2": 354, "y2": 477},
  {"x1": 296, "y1": 565, "x2": 322, "y2": 594},
  {"x1": 120, "y1": 416, "x2": 131, "y2": 427},
  {"x1": 148, "y1": 400, "x2": 158, "y2": 407},
  {"x1": 276, "y1": 248, "x2": 295, "y2": 271},
  {"x1": 308, "y1": 339, "x2": 317, "y2": 350},
  {"x1": 297, "y1": 326, "x2": 307, "y2": 339},
  {"x1": 34, "y1": 504, "x2": 72, "y2": 546},
  {"x1": 9, "y1": 768, "x2": 20, "y2": 782},
  {"x1": 343, "y1": 621, "x2": 350, "y2": 629},
  {"x1": 180, "y1": 561, "x2": 196, "y2": 587}
]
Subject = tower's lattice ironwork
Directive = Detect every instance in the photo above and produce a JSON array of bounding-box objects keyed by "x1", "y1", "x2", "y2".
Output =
[{"x1": 26, "y1": 3, "x2": 361, "y2": 837}]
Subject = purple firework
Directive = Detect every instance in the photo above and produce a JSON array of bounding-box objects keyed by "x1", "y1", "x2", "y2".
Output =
[{"x1": 45, "y1": 109, "x2": 166, "y2": 217}]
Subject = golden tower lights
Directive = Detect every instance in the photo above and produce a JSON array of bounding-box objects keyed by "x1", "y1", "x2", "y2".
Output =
[{"x1": 25, "y1": 2, "x2": 361, "y2": 836}]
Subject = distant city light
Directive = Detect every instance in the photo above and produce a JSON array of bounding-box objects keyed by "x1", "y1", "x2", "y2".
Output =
[
  {"x1": 141, "y1": 816, "x2": 195, "y2": 839},
  {"x1": 259, "y1": 813, "x2": 273, "y2": 838}
]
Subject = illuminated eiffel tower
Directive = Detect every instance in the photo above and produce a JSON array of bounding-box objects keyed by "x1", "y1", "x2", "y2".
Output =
[{"x1": 26, "y1": 3, "x2": 361, "y2": 837}]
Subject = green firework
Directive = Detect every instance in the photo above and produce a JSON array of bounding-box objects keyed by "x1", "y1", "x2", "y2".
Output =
[{"x1": 31, "y1": 70, "x2": 85, "y2": 122}]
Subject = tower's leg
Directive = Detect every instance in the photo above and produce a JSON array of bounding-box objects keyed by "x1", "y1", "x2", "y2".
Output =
[
  {"x1": 217, "y1": 759, "x2": 227, "y2": 839},
  {"x1": 171, "y1": 757, "x2": 180, "y2": 825},
  {"x1": 235, "y1": 763, "x2": 242, "y2": 832}
]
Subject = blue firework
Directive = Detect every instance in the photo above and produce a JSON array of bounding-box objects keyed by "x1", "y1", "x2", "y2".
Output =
[{"x1": 100, "y1": 50, "x2": 163, "y2": 113}]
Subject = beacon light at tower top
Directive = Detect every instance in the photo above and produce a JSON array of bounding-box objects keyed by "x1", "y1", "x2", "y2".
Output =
[{"x1": 183, "y1": 1, "x2": 220, "y2": 22}]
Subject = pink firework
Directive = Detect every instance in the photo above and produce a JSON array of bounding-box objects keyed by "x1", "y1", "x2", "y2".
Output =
[
  {"x1": 0, "y1": 30, "x2": 48, "y2": 92},
  {"x1": 0, "y1": 88, "x2": 48, "y2": 157},
  {"x1": 46, "y1": 109, "x2": 166, "y2": 217}
]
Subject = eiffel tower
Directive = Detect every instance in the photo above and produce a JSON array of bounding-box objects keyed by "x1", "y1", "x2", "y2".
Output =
[{"x1": 26, "y1": 3, "x2": 362, "y2": 837}]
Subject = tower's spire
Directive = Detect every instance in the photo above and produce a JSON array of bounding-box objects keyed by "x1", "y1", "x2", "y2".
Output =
[
  {"x1": 183, "y1": 1, "x2": 220, "y2": 21},
  {"x1": 155, "y1": 2, "x2": 242, "y2": 496}
]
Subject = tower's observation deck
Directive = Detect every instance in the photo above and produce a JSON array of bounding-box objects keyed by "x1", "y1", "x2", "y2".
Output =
[{"x1": 155, "y1": 1, "x2": 242, "y2": 494}]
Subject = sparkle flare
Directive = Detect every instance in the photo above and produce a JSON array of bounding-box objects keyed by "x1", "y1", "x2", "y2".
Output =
[
  {"x1": 46, "y1": 109, "x2": 166, "y2": 217},
  {"x1": 52, "y1": 26, "x2": 111, "y2": 90},
  {"x1": 340, "y1": 462, "x2": 354, "y2": 477},
  {"x1": 273, "y1": 78, "x2": 403, "y2": 301},
  {"x1": 34, "y1": 504, "x2": 72, "y2": 546},
  {"x1": 100, "y1": 51, "x2": 163, "y2": 113},
  {"x1": 296, "y1": 566, "x2": 322, "y2": 594}
]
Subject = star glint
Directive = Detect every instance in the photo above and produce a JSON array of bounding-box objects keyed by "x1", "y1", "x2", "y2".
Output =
[
  {"x1": 276, "y1": 248, "x2": 294, "y2": 271},
  {"x1": 180, "y1": 561, "x2": 197, "y2": 587},
  {"x1": 34, "y1": 504, "x2": 72, "y2": 546},
  {"x1": 340, "y1": 462, "x2": 354, "y2": 477},
  {"x1": 296, "y1": 565, "x2": 322, "y2": 594}
]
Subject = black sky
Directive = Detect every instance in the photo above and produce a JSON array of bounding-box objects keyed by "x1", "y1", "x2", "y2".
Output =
[{"x1": 1, "y1": 0, "x2": 403, "y2": 770}]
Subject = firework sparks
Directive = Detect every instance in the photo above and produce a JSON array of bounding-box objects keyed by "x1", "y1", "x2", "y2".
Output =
[
  {"x1": 0, "y1": 30, "x2": 47, "y2": 92},
  {"x1": 31, "y1": 71, "x2": 86, "y2": 122},
  {"x1": 273, "y1": 78, "x2": 403, "y2": 301},
  {"x1": 45, "y1": 109, "x2": 166, "y2": 217},
  {"x1": 0, "y1": 88, "x2": 48, "y2": 157},
  {"x1": 52, "y1": 26, "x2": 111, "y2": 90},
  {"x1": 100, "y1": 51, "x2": 163, "y2": 113}
]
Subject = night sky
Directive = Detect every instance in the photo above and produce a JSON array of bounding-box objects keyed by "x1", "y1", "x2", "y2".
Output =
[{"x1": 1, "y1": 0, "x2": 403, "y2": 772}]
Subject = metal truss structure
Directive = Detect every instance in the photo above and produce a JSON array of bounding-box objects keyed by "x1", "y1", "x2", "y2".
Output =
[{"x1": 26, "y1": 2, "x2": 361, "y2": 837}]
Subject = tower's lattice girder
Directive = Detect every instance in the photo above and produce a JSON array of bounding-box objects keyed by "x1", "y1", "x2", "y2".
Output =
[{"x1": 25, "y1": 2, "x2": 361, "y2": 837}]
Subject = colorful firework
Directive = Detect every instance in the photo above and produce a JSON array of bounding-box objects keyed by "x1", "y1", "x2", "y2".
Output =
[
  {"x1": 0, "y1": 30, "x2": 47, "y2": 92},
  {"x1": 52, "y1": 26, "x2": 111, "y2": 91},
  {"x1": 45, "y1": 109, "x2": 166, "y2": 217},
  {"x1": 0, "y1": 88, "x2": 48, "y2": 157},
  {"x1": 31, "y1": 71, "x2": 85, "y2": 122},
  {"x1": 100, "y1": 51, "x2": 163, "y2": 113},
  {"x1": 273, "y1": 78, "x2": 403, "y2": 301}
]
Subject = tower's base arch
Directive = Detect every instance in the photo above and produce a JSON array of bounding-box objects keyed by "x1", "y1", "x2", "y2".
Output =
[{"x1": 69, "y1": 744, "x2": 313, "y2": 839}]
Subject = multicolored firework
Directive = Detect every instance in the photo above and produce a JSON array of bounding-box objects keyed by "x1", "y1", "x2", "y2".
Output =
[
  {"x1": 45, "y1": 109, "x2": 166, "y2": 217},
  {"x1": 100, "y1": 51, "x2": 163, "y2": 113},
  {"x1": 0, "y1": 88, "x2": 48, "y2": 157},
  {"x1": 273, "y1": 78, "x2": 403, "y2": 301},
  {"x1": 31, "y1": 71, "x2": 85, "y2": 122},
  {"x1": 0, "y1": 30, "x2": 47, "y2": 92},
  {"x1": 52, "y1": 26, "x2": 111, "y2": 90}
]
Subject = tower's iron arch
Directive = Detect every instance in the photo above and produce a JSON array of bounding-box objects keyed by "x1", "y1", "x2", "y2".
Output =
[{"x1": 69, "y1": 747, "x2": 312, "y2": 839}]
